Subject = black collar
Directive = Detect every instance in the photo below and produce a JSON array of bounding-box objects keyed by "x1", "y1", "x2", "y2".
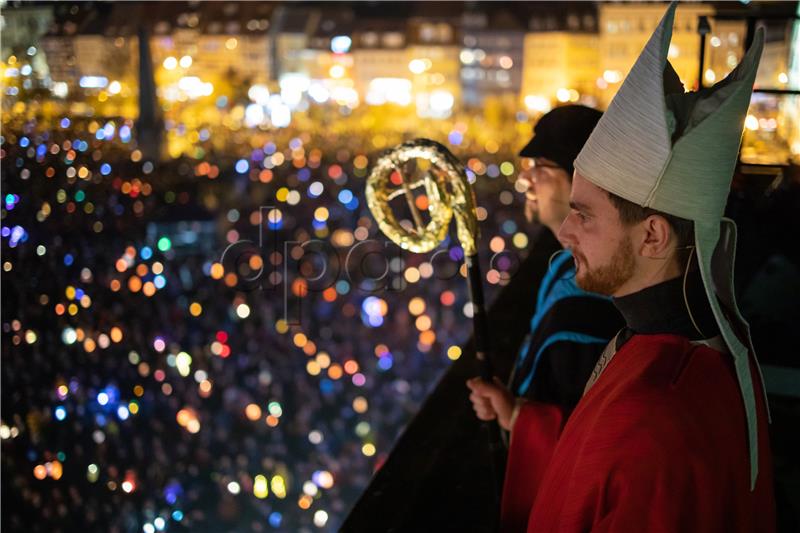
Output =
[{"x1": 612, "y1": 268, "x2": 720, "y2": 343}]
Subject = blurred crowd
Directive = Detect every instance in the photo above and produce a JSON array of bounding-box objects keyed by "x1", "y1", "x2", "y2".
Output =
[{"x1": 1, "y1": 114, "x2": 529, "y2": 532}]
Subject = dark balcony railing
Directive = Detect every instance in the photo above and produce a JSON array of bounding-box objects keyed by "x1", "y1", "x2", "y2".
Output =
[{"x1": 342, "y1": 229, "x2": 561, "y2": 532}]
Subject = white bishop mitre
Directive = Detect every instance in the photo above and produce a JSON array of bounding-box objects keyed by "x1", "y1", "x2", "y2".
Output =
[{"x1": 574, "y1": 1, "x2": 767, "y2": 489}]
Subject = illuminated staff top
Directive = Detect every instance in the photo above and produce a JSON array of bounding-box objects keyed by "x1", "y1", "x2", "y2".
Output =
[
  {"x1": 365, "y1": 137, "x2": 498, "y2": 385},
  {"x1": 365, "y1": 138, "x2": 479, "y2": 257},
  {"x1": 366, "y1": 138, "x2": 504, "y2": 504}
]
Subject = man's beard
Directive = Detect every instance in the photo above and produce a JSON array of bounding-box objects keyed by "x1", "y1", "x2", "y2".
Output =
[{"x1": 573, "y1": 235, "x2": 635, "y2": 296}]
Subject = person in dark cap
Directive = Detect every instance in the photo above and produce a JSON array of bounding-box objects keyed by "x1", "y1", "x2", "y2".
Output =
[
  {"x1": 517, "y1": 105, "x2": 606, "y2": 235},
  {"x1": 467, "y1": 105, "x2": 623, "y2": 531}
]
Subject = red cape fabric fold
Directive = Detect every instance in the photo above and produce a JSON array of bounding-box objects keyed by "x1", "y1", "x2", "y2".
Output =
[{"x1": 502, "y1": 334, "x2": 775, "y2": 533}]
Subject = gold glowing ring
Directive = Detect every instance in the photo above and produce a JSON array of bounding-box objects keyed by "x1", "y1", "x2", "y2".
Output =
[{"x1": 365, "y1": 138, "x2": 479, "y2": 256}]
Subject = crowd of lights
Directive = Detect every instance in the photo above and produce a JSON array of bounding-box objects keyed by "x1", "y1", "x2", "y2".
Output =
[{"x1": 2, "y1": 52, "x2": 548, "y2": 529}]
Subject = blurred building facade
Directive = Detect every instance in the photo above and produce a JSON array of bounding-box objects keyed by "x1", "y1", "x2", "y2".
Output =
[
  {"x1": 31, "y1": 1, "x2": 765, "y2": 112},
  {"x1": 597, "y1": 2, "x2": 715, "y2": 105},
  {"x1": 40, "y1": 3, "x2": 274, "y2": 98},
  {"x1": 305, "y1": 11, "x2": 358, "y2": 108},
  {"x1": 520, "y1": 4, "x2": 600, "y2": 113},
  {"x1": 460, "y1": 11, "x2": 525, "y2": 107},
  {"x1": 0, "y1": 3, "x2": 53, "y2": 77},
  {"x1": 352, "y1": 21, "x2": 410, "y2": 106},
  {"x1": 5, "y1": 0, "x2": 796, "y2": 163},
  {"x1": 406, "y1": 15, "x2": 461, "y2": 118}
]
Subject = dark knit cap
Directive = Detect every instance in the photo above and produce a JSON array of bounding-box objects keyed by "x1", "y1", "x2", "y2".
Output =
[{"x1": 519, "y1": 105, "x2": 603, "y2": 177}]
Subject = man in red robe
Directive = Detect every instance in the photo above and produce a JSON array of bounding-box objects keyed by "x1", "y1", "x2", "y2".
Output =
[
  {"x1": 468, "y1": 3, "x2": 775, "y2": 531},
  {"x1": 484, "y1": 105, "x2": 623, "y2": 533}
]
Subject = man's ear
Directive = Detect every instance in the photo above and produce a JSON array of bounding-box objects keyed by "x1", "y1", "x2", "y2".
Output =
[{"x1": 640, "y1": 214, "x2": 672, "y2": 259}]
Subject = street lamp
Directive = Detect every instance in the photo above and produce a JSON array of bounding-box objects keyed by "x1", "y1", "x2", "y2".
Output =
[{"x1": 697, "y1": 15, "x2": 711, "y2": 89}]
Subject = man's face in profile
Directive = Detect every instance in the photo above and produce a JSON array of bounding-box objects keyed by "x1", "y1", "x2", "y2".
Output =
[{"x1": 518, "y1": 157, "x2": 572, "y2": 236}]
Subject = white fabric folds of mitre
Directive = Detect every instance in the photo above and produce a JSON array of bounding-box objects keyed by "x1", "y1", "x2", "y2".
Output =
[{"x1": 574, "y1": 1, "x2": 768, "y2": 490}]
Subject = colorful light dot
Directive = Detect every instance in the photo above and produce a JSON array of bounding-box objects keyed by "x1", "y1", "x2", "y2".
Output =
[
  {"x1": 362, "y1": 443, "x2": 376, "y2": 457},
  {"x1": 245, "y1": 403, "x2": 262, "y2": 421},
  {"x1": 447, "y1": 346, "x2": 462, "y2": 361},
  {"x1": 236, "y1": 303, "x2": 250, "y2": 319},
  {"x1": 254, "y1": 474, "x2": 269, "y2": 498}
]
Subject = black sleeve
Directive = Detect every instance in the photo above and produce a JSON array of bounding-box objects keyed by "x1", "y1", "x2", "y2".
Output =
[
  {"x1": 513, "y1": 295, "x2": 623, "y2": 411},
  {"x1": 525, "y1": 339, "x2": 608, "y2": 411}
]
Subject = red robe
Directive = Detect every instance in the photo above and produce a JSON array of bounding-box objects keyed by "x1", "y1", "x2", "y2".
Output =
[{"x1": 501, "y1": 333, "x2": 775, "y2": 532}]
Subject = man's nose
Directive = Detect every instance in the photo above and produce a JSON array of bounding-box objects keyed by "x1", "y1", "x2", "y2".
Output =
[
  {"x1": 516, "y1": 171, "x2": 533, "y2": 191},
  {"x1": 558, "y1": 213, "x2": 576, "y2": 245},
  {"x1": 522, "y1": 169, "x2": 537, "y2": 186}
]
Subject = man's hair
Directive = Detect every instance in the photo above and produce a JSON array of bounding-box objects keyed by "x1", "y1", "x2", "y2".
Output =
[{"x1": 607, "y1": 192, "x2": 695, "y2": 267}]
